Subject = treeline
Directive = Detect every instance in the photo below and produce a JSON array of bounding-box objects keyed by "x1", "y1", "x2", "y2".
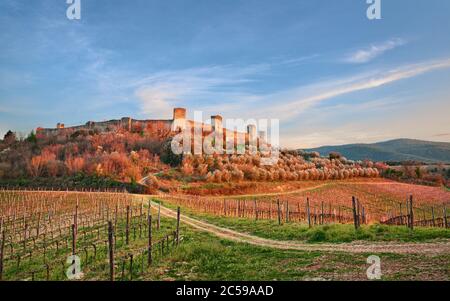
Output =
[
  {"x1": 0, "y1": 129, "x2": 169, "y2": 187},
  {"x1": 0, "y1": 174, "x2": 147, "y2": 193},
  {"x1": 179, "y1": 151, "x2": 381, "y2": 183},
  {"x1": 382, "y1": 164, "x2": 450, "y2": 187}
]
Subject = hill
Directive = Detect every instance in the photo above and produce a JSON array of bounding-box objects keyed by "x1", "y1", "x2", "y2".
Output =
[{"x1": 303, "y1": 139, "x2": 450, "y2": 163}]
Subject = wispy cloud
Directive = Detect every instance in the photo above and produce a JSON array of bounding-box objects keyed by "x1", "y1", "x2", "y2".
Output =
[
  {"x1": 277, "y1": 54, "x2": 320, "y2": 66},
  {"x1": 129, "y1": 57, "x2": 450, "y2": 126},
  {"x1": 344, "y1": 38, "x2": 406, "y2": 64},
  {"x1": 251, "y1": 58, "x2": 450, "y2": 120},
  {"x1": 132, "y1": 65, "x2": 268, "y2": 118},
  {"x1": 135, "y1": 85, "x2": 181, "y2": 119}
]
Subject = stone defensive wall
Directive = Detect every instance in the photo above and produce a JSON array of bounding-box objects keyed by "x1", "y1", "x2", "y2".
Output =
[{"x1": 36, "y1": 108, "x2": 265, "y2": 149}]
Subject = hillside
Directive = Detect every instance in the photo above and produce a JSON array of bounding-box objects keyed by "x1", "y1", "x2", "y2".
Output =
[{"x1": 303, "y1": 139, "x2": 450, "y2": 163}]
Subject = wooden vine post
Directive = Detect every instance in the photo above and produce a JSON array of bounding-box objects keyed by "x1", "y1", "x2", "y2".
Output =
[
  {"x1": 306, "y1": 198, "x2": 311, "y2": 228},
  {"x1": 126, "y1": 206, "x2": 130, "y2": 245},
  {"x1": 71, "y1": 224, "x2": 76, "y2": 255},
  {"x1": 320, "y1": 201, "x2": 324, "y2": 225},
  {"x1": 361, "y1": 207, "x2": 366, "y2": 225},
  {"x1": 352, "y1": 196, "x2": 359, "y2": 230},
  {"x1": 405, "y1": 199, "x2": 410, "y2": 228},
  {"x1": 140, "y1": 203, "x2": 143, "y2": 238},
  {"x1": 108, "y1": 221, "x2": 115, "y2": 281},
  {"x1": 285, "y1": 201, "x2": 289, "y2": 223},
  {"x1": 356, "y1": 198, "x2": 361, "y2": 228},
  {"x1": 399, "y1": 203, "x2": 403, "y2": 225},
  {"x1": 277, "y1": 199, "x2": 281, "y2": 225},
  {"x1": 148, "y1": 215, "x2": 152, "y2": 266},
  {"x1": 157, "y1": 203, "x2": 161, "y2": 230},
  {"x1": 176, "y1": 207, "x2": 181, "y2": 246},
  {"x1": 443, "y1": 206, "x2": 448, "y2": 228},
  {"x1": 74, "y1": 200, "x2": 79, "y2": 235}
]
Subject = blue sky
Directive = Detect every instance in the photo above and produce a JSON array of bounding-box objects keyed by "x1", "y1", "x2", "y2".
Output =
[{"x1": 1, "y1": 0, "x2": 450, "y2": 148}]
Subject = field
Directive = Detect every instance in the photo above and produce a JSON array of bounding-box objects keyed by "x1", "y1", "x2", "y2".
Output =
[
  {"x1": 159, "y1": 178, "x2": 450, "y2": 225},
  {"x1": 0, "y1": 190, "x2": 181, "y2": 281},
  {"x1": 0, "y1": 179, "x2": 449, "y2": 281}
]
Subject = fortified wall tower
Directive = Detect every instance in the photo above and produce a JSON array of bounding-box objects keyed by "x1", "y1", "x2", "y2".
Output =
[{"x1": 172, "y1": 108, "x2": 187, "y2": 132}]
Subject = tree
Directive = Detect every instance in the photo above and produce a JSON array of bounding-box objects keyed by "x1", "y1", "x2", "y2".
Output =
[
  {"x1": 3, "y1": 130, "x2": 16, "y2": 144},
  {"x1": 26, "y1": 130, "x2": 37, "y2": 144},
  {"x1": 160, "y1": 138, "x2": 182, "y2": 167},
  {"x1": 329, "y1": 152, "x2": 342, "y2": 160}
]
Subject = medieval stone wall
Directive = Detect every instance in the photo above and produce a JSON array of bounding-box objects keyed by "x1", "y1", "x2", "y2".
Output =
[{"x1": 36, "y1": 108, "x2": 262, "y2": 150}]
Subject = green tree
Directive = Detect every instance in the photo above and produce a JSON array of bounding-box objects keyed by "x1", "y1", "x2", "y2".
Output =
[
  {"x1": 160, "y1": 138, "x2": 183, "y2": 167},
  {"x1": 26, "y1": 130, "x2": 37, "y2": 144}
]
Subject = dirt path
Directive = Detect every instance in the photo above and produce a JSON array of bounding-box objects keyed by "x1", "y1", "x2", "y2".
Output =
[{"x1": 143, "y1": 199, "x2": 450, "y2": 255}]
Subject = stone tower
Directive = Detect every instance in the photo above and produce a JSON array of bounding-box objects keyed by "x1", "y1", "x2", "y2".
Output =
[
  {"x1": 172, "y1": 108, "x2": 187, "y2": 131},
  {"x1": 211, "y1": 115, "x2": 223, "y2": 134},
  {"x1": 121, "y1": 117, "x2": 132, "y2": 131}
]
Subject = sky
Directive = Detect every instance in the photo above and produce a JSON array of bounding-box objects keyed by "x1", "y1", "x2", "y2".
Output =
[{"x1": 1, "y1": 0, "x2": 450, "y2": 148}]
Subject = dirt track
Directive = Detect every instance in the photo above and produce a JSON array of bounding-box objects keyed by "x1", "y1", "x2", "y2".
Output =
[{"x1": 144, "y1": 200, "x2": 450, "y2": 255}]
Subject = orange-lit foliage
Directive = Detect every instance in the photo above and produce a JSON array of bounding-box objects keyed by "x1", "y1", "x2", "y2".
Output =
[
  {"x1": 181, "y1": 151, "x2": 381, "y2": 183},
  {"x1": 1, "y1": 128, "x2": 166, "y2": 182}
]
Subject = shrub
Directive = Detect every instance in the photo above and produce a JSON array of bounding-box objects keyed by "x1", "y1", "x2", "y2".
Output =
[
  {"x1": 160, "y1": 138, "x2": 182, "y2": 167},
  {"x1": 307, "y1": 228, "x2": 326, "y2": 242}
]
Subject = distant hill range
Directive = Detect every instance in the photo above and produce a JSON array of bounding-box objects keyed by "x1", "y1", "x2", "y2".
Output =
[{"x1": 302, "y1": 139, "x2": 450, "y2": 163}]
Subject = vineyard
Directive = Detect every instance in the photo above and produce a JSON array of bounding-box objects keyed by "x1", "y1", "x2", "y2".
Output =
[
  {"x1": 158, "y1": 181, "x2": 450, "y2": 229},
  {"x1": 0, "y1": 190, "x2": 180, "y2": 281},
  {"x1": 0, "y1": 181, "x2": 449, "y2": 281}
]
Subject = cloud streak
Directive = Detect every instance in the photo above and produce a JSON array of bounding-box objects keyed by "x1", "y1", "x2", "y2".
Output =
[
  {"x1": 251, "y1": 58, "x2": 450, "y2": 120},
  {"x1": 129, "y1": 56, "x2": 450, "y2": 127},
  {"x1": 344, "y1": 38, "x2": 406, "y2": 64}
]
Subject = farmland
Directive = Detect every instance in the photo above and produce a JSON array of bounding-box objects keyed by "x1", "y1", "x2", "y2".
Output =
[
  {"x1": 158, "y1": 178, "x2": 449, "y2": 226},
  {"x1": 0, "y1": 190, "x2": 181, "y2": 281},
  {"x1": 0, "y1": 179, "x2": 449, "y2": 281}
]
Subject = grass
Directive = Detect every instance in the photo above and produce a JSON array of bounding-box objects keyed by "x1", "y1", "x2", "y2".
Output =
[
  {"x1": 139, "y1": 224, "x2": 450, "y2": 281},
  {"x1": 157, "y1": 198, "x2": 450, "y2": 243}
]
